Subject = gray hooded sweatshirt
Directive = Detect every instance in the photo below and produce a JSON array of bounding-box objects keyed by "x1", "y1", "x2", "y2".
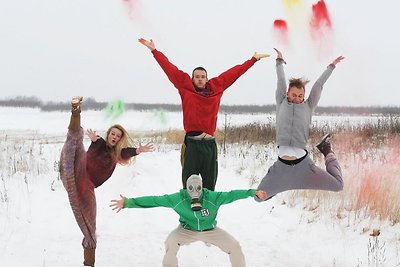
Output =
[{"x1": 275, "y1": 59, "x2": 335, "y2": 149}]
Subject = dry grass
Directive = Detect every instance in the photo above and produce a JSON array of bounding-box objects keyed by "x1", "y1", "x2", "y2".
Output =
[
  {"x1": 1, "y1": 116, "x2": 399, "y2": 225},
  {"x1": 145, "y1": 116, "x2": 400, "y2": 225}
]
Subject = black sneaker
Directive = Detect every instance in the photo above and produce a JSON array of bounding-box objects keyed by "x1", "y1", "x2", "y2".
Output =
[{"x1": 316, "y1": 133, "x2": 332, "y2": 157}]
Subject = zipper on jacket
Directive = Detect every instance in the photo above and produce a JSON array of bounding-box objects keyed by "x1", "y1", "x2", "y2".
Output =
[
  {"x1": 290, "y1": 104, "x2": 295, "y2": 145},
  {"x1": 193, "y1": 211, "x2": 200, "y2": 231}
]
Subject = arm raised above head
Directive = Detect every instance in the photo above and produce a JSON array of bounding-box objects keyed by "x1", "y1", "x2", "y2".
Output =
[
  {"x1": 331, "y1": 56, "x2": 345, "y2": 66},
  {"x1": 308, "y1": 56, "x2": 344, "y2": 110},
  {"x1": 139, "y1": 39, "x2": 192, "y2": 91},
  {"x1": 253, "y1": 52, "x2": 270, "y2": 61},
  {"x1": 274, "y1": 48, "x2": 287, "y2": 104},
  {"x1": 138, "y1": 38, "x2": 156, "y2": 51},
  {"x1": 273, "y1": 48, "x2": 286, "y2": 64}
]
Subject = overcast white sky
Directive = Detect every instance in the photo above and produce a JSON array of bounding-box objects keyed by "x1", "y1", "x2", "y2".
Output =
[{"x1": 0, "y1": 0, "x2": 399, "y2": 107}]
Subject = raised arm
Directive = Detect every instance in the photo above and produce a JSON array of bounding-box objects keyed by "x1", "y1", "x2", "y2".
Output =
[
  {"x1": 308, "y1": 55, "x2": 344, "y2": 111},
  {"x1": 274, "y1": 48, "x2": 287, "y2": 105},
  {"x1": 138, "y1": 38, "x2": 192, "y2": 90},
  {"x1": 253, "y1": 52, "x2": 270, "y2": 61},
  {"x1": 86, "y1": 129, "x2": 100, "y2": 142},
  {"x1": 331, "y1": 56, "x2": 345, "y2": 66},
  {"x1": 138, "y1": 38, "x2": 156, "y2": 51},
  {"x1": 208, "y1": 52, "x2": 268, "y2": 93}
]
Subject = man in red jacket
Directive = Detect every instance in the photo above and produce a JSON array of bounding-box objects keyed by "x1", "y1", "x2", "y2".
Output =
[{"x1": 139, "y1": 38, "x2": 269, "y2": 190}]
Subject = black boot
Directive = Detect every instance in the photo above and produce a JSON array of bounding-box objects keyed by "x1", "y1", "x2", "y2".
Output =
[{"x1": 316, "y1": 133, "x2": 333, "y2": 157}]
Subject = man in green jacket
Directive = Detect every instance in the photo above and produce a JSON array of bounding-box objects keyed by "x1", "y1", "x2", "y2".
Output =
[{"x1": 110, "y1": 174, "x2": 267, "y2": 267}]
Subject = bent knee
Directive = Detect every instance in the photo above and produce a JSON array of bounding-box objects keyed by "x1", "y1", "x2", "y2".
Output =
[
  {"x1": 223, "y1": 240, "x2": 243, "y2": 254},
  {"x1": 331, "y1": 181, "x2": 344, "y2": 192}
]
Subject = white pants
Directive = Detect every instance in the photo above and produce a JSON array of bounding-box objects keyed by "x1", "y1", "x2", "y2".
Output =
[{"x1": 162, "y1": 225, "x2": 246, "y2": 267}]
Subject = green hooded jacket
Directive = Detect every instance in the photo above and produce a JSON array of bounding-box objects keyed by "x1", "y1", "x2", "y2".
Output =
[{"x1": 124, "y1": 188, "x2": 256, "y2": 231}]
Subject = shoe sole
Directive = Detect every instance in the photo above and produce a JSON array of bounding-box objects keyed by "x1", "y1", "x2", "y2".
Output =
[
  {"x1": 317, "y1": 133, "x2": 331, "y2": 147},
  {"x1": 71, "y1": 96, "x2": 83, "y2": 105}
]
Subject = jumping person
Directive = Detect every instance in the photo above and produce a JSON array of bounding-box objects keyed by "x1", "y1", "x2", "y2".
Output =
[
  {"x1": 110, "y1": 174, "x2": 268, "y2": 267},
  {"x1": 139, "y1": 38, "x2": 269, "y2": 191},
  {"x1": 255, "y1": 49, "x2": 345, "y2": 201},
  {"x1": 60, "y1": 97, "x2": 153, "y2": 266}
]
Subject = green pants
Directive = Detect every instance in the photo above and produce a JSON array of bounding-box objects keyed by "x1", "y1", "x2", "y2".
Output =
[{"x1": 181, "y1": 137, "x2": 218, "y2": 191}]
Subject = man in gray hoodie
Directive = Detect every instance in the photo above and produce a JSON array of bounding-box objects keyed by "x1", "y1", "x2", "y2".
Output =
[{"x1": 256, "y1": 48, "x2": 344, "y2": 201}]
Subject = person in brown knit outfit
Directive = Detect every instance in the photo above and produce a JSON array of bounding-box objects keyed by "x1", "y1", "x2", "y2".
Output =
[{"x1": 60, "y1": 97, "x2": 153, "y2": 266}]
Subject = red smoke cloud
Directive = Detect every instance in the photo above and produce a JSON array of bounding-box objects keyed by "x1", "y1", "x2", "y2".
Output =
[
  {"x1": 273, "y1": 19, "x2": 290, "y2": 47},
  {"x1": 309, "y1": 0, "x2": 334, "y2": 58},
  {"x1": 122, "y1": 0, "x2": 137, "y2": 20},
  {"x1": 310, "y1": 0, "x2": 332, "y2": 40}
]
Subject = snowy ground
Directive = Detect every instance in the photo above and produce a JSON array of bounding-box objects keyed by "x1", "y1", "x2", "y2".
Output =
[{"x1": 1, "y1": 108, "x2": 399, "y2": 267}]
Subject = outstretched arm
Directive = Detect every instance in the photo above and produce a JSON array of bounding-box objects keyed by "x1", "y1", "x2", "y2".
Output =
[
  {"x1": 138, "y1": 37, "x2": 192, "y2": 90},
  {"x1": 274, "y1": 48, "x2": 287, "y2": 104},
  {"x1": 209, "y1": 51, "x2": 268, "y2": 93},
  {"x1": 138, "y1": 38, "x2": 156, "y2": 51},
  {"x1": 273, "y1": 48, "x2": 286, "y2": 64},
  {"x1": 331, "y1": 56, "x2": 344, "y2": 66},
  {"x1": 308, "y1": 55, "x2": 344, "y2": 110},
  {"x1": 214, "y1": 189, "x2": 262, "y2": 205},
  {"x1": 110, "y1": 192, "x2": 181, "y2": 211}
]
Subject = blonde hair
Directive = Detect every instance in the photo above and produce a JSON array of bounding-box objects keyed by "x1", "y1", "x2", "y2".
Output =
[{"x1": 106, "y1": 124, "x2": 135, "y2": 165}]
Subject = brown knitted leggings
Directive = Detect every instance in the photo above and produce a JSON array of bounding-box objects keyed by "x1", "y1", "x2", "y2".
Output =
[{"x1": 60, "y1": 128, "x2": 97, "y2": 249}]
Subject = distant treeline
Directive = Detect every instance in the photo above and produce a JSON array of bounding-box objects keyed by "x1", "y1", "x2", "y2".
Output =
[{"x1": 0, "y1": 96, "x2": 399, "y2": 115}]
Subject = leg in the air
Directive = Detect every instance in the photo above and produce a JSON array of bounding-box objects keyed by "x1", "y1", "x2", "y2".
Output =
[{"x1": 68, "y1": 96, "x2": 83, "y2": 132}]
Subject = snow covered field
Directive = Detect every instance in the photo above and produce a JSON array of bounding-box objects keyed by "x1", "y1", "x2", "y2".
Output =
[{"x1": 0, "y1": 108, "x2": 399, "y2": 267}]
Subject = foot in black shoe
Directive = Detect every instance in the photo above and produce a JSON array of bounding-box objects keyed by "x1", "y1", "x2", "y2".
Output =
[{"x1": 316, "y1": 133, "x2": 333, "y2": 157}]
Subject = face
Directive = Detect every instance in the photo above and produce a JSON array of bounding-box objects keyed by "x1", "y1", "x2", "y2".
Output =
[
  {"x1": 187, "y1": 175, "x2": 203, "y2": 199},
  {"x1": 287, "y1": 86, "x2": 305, "y2": 104},
  {"x1": 192, "y1": 69, "x2": 208, "y2": 88},
  {"x1": 106, "y1": 127, "x2": 123, "y2": 147}
]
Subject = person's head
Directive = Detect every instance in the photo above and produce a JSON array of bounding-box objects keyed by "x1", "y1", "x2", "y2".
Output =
[
  {"x1": 192, "y1": 67, "x2": 208, "y2": 88},
  {"x1": 186, "y1": 174, "x2": 203, "y2": 211},
  {"x1": 287, "y1": 78, "x2": 309, "y2": 104},
  {"x1": 105, "y1": 124, "x2": 134, "y2": 164}
]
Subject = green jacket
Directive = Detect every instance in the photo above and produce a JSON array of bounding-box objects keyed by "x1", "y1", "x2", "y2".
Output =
[{"x1": 124, "y1": 188, "x2": 256, "y2": 231}]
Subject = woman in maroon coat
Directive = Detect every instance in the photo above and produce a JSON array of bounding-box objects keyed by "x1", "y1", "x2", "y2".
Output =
[{"x1": 60, "y1": 97, "x2": 153, "y2": 266}]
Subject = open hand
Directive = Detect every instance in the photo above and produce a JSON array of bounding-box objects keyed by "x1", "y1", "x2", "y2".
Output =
[
  {"x1": 253, "y1": 52, "x2": 270, "y2": 61},
  {"x1": 331, "y1": 56, "x2": 345, "y2": 66},
  {"x1": 136, "y1": 142, "x2": 154, "y2": 154},
  {"x1": 138, "y1": 38, "x2": 156, "y2": 51},
  {"x1": 86, "y1": 129, "x2": 99, "y2": 142},
  {"x1": 110, "y1": 194, "x2": 127, "y2": 213},
  {"x1": 273, "y1": 48, "x2": 286, "y2": 64}
]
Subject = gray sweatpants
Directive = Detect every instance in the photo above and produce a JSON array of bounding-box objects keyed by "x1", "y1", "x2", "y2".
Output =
[
  {"x1": 256, "y1": 153, "x2": 343, "y2": 201},
  {"x1": 163, "y1": 225, "x2": 246, "y2": 267}
]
